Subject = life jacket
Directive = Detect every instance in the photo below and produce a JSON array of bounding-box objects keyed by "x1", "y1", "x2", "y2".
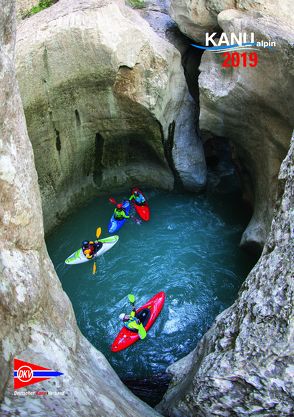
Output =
[
  {"x1": 83, "y1": 241, "x2": 95, "y2": 257},
  {"x1": 124, "y1": 316, "x2": 140, "y2": 330},
  {"x1": 135, "y1": 194, "x2": 145, "y2": 204},
  {"x1": 114, "y1": 208, "x2": 124, "y2": 220}
]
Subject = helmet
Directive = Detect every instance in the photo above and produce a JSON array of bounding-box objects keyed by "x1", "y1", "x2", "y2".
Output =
[
  {"x1": 134, "y1": 191, "x2": 139, "y2": 196},
  {"x1": 82, "y1": 240, "x2": 89, "y2": 246},
  {"x1": 117, "y1": 204, "x2": 123, "y2": 209},
  {"x1": 119, "y1": 313, "x2": 126, "y2": 321}
]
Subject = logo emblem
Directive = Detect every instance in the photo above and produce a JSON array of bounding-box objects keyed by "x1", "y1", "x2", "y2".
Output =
[{"x1": 14, "y1": 359, "x2": 63, "y2": 390}]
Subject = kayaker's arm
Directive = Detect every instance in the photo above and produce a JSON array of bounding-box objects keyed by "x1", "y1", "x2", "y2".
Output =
[
  {"x1": 122, "y1": 211, "x2": 130, "y2": 219},
  {"x1": 129, "y1": 195, "x2": 134, "y2": 201}
]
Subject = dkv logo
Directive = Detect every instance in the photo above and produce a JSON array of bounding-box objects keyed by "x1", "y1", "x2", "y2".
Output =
[{"x1": 14, "y1": 359, "x2": 63, "y2": 389}]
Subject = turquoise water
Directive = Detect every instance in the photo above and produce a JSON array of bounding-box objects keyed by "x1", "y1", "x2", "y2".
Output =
[{"x1": 46, "y1": 179, "x2": 256, "y2": 402}]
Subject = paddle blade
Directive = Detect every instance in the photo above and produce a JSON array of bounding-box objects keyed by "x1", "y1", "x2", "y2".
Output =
[
  {"x1": 138, "y1": 325, "x2": 147, "y2": 340},
  {"x1": 128, "y1": 294, "x2": 135, "y2": 304},
  {"x1": 109, "y1": 197, "x2": 117, "y2": 205},
  {"x1": 92, "y1": 262, "x2": 97, "y2": 275},
  {"x1": 96, "y1": 227, "x2": 102, "y2": 239}
]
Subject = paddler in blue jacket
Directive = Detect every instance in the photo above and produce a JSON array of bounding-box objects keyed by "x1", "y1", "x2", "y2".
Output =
[
  {"x1": 119, "y1": 295, "x2": 147, "y2": 339},
  {"x1": 129, "y1": 190, "x2": 145, "y2": 205},
  {"x1": 114, "y1": 203, "x2": 130, "y2": 220}
]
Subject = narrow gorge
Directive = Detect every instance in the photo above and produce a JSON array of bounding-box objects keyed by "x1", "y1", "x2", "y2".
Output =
[{"x1": 0, "y1": 0, "x2": 293, "y2": 416}]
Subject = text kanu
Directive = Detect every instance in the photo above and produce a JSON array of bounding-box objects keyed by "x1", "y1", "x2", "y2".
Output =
[{"x1": 206, "y1": 32, "x2": 276, "y2": 48}]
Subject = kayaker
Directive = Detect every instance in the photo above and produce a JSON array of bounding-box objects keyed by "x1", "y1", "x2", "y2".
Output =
[
  {"x1": 82, "y1": 240, "x2": 102, "y2": 259},
  {"x1": 114, "y1": 203, "x2": 130, "y2": 221},
  {"x1": 129, "y1": 190, "x2": 145, "y2": 205},
  {"x1": 119, "y1": 302, "x2": 146, "y2": 340}
]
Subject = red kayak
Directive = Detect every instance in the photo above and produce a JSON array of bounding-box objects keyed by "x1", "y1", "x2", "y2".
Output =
[
  {"x1": 131, "y1": 187, "x2": 150, "y2": 221},
  {"x1": 111, "y1": 291, "x2": 165, "y2": 352}
]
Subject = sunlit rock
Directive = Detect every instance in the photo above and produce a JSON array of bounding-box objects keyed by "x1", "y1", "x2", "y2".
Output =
[
  {"x1": 16, "y1": 0, "x2": 207, "y2": 233},
  {"x1": 169, "y1": 0, "x2": 293, "y2": 42}
]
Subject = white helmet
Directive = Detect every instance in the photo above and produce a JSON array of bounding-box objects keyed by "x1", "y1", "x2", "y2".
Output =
[{"x1": 119, "y1": 313, "x2": 126, "y2": 321}]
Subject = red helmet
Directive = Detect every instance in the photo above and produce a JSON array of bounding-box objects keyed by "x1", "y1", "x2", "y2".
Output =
[{"x1": 117, "y1": 203, "x2": 123, "y2": 209}]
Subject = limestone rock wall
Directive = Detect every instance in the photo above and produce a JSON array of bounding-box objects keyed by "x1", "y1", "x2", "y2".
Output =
[
  {"x1": 168, "y1": 1, "x2": 294, "y2": 250},
  {"x1": 157, "y1": 135, "x2": 294, "y2": 416},
  {"x1": 169, "y1": 0, "x2": 294, "y2": 43},
  {"x1": 0, "y1": 1, "x2": 161, "y2": 416},
  {"x1": 16, "y1": 0, "x2": 207, "y2": 234},
  {"x1": 199, "y1": 10, "x2": 294, "y2": 250}
]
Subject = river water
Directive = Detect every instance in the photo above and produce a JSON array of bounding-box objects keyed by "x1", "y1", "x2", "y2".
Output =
[{"x1": 46, "y1": 169, "x2": 257, "y2": 405}]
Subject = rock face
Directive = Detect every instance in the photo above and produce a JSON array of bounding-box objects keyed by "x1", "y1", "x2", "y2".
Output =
[
  {"x1": 0, "y1": 1, "x2": 161, "y2": 416},
  {"x1": 16, "y1": 0, "x2": 39, "y2": 19},
  {"x1": 169, "y1": 0, "x2": 294, "y2": 42},
  {"x1": 199, "y1": 10, "x2": 294, "y2": 250},
  {"x1": 158, "y1": 136, "x2": 294, "y2": 416},
  {"x1": 16, "y1": 0, "x2": 207, "y2": 233},
  {"x1": 168, "y1": 2, "x2": 294, "y2": 250}
]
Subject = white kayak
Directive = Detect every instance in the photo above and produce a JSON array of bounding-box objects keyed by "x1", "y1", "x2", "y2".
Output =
[{"x1": 65, "y1": 235, "x2": 119, "y2": 265}]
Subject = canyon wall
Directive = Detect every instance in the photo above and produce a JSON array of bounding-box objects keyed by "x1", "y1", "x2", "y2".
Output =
[
  {"x1": 157, "y1": 2, "x2": 294, "y2": 415},
  {"x1": 170, "y1": 0, "x2": 294, "y2": 251},
  {"x1": 158, "y1": 136, "x2": 294, "y2": 416},
  {"x1": 169, "y1": 0, "x2": 293, "y2": 42},
  {"x1": 0, "y1": 1, "x2": 161, "y2": 416},
  {"x1": 16, "y1": 0, "x2": 207, "y2": 234}
]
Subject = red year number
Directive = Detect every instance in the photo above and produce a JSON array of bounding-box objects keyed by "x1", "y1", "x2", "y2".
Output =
[{"x1": 222, "y1": 52, "x2": 258, "y2": 68}]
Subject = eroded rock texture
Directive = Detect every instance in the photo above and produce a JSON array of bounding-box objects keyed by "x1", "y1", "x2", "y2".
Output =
[
  {"x1": 169, "y1": 2, "x2": 294, "y2": 250},
  {"x1": 158, "y1": 136, "x2": 294, "y2": 416},
  {"x1": 0, "y1": 1, "x2": 161, "y2": 416},
  {"x1": 16, "y1": 0, "x2": 206, "y2": 233},
  {"x1": 169, "y1": 0, "x2": 294, "y2": 42},
  {"x1": 199, "y1": 10, "x2": 294, "y2": 250}
]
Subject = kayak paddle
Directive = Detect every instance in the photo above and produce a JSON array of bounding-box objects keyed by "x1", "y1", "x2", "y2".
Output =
[
  {"x1": 138, "y1": 325, "x2": 147, "y2": 340},
  {"x1": 92, "y1": 227, "x2": 102, "y2": 274},
  {"x1": 128, "y1": 294, "x2": 136, "y2": 305},
  {"x1": 127, "y1": 294, "x2": 146, "y2": 339},
  {"x1": 109, "y1": 197, "x2": 117, "y2": 205}
]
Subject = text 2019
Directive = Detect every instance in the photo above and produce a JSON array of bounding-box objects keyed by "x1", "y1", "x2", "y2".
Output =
[{"x1": 222, "y1": 52, "x2": 258, "y2": 68}]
